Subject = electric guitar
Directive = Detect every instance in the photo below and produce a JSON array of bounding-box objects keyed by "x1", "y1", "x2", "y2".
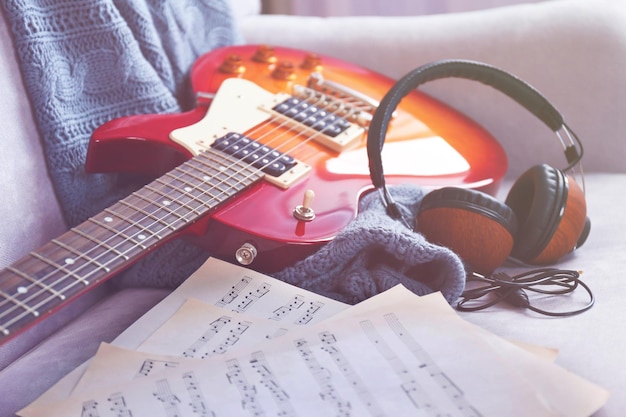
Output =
[{"x1": 0, "y1": 45, "x2": 506, "y2": 345}]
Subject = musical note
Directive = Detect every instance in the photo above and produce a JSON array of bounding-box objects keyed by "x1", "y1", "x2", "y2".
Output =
[
  {"x1": 80, "y1": 400, "x2": 99, "y2": 417},
  {"x1": 182, "y1": 371, "x2": 215, "y2": 417},
  {"x1": 106, "y1": 393, "x2": 132, "y2": 417},
  {"x1": 216, "y1": 276, "x2": 252, "y2": 307},
  {"x1": 182, "y1": 315, "x2": 231, "y2": 358},
  {"x1": 249, "y1": 351, "x2": 296, "y2": 417},
  {"x1": 295, "y1": 301, "x2": 325, "y2": 325},
  {"x1": 319, "y1": 331, "x2": 385, "y2": 417},
  {"x1": 360, "y1": 320, "x2": 439, "y2": 415},
  {"x1": 153, "y1": 379, "x2": 182, "y2": 417},
  {"x1": 384, "y1": 313, "x2": 483, "y2": 417},
  {"x1": 270, "y1": 295, "x2": 305, "y2": 321},
  {"x1": 225, "y1": 358, "x2": 265, "y2": 415},
  {"x1": 211, "y1": 320, "x2": 251, "y2": 356},
  {"x1": 137, "y1": 359, "x2": 180, "y2": 377},
  {"x1": 235, "y1": 283, "x2": 271, "y2": 312},
  {"x1": 294, "y1": 338, "x2": 351, "y2": 416}
]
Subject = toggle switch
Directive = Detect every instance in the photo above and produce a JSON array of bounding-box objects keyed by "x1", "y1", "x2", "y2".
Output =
[{"x1": 293, "y1": 189, "x2": 316, "y2": 221}]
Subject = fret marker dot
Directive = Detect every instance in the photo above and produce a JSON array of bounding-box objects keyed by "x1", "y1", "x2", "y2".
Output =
[
  {"x1": 185, "y1": 187, "x2": 193, "y2": 192},
  {"x1": 163, "y1": 200, "x2": 172, "y2": 206},
  {"x1": 104, "y1": 216, "x2": 113, "y2": 223},
  {"x1": 17, "y1": 286, "x2": 28, "y2": 295},
  {"x1": 65, "y1": 258, "x2": 75, "y2": 265},
  {"x1": 203, "y1": 176, "x2": 210, "y2": 181},
  {"x1": 138, "y1": 234, "x2": 146, "y2": 240}
]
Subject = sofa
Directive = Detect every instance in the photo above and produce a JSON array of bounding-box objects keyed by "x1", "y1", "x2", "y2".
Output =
[{"x1": 1, "y1": 0, "x2": 625, "y2": 415}]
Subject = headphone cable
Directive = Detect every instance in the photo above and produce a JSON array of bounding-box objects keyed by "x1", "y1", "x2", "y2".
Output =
[{"x1": 456, "y1": 268, "x2": 594, "y2": 316}]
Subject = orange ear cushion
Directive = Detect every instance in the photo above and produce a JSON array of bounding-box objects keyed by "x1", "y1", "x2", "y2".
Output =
[
  {"x1": 417, "y1": 187, "x2": 518, "y2": 275},
  {"x1": 505, "y1": 164, "x2": 587, "y2": 264}
]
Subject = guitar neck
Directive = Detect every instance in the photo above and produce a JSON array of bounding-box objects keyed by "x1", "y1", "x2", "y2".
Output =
[{"x1": 0, "y1": 149, "x2": 263, "y2": 340}]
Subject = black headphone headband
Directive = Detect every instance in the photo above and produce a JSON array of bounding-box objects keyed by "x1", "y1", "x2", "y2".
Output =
[{"x1": 367, "y1": 59, "x2": 567, "y2": 191}]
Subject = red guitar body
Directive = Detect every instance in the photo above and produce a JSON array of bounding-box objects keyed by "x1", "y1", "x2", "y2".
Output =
[
  {"x1": 0, "y1": 45, "x2": 508, "y2": 345},
  {"x1": 87, "y1": 45, "x2": 507, "y2": 272}
]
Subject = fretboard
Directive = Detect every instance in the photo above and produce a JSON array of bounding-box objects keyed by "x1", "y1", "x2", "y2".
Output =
[{"x1": 0, "y1": 149, "x2": 264, "y2": 340}]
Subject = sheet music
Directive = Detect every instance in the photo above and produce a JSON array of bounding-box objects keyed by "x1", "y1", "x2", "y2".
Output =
[
  {"x1": 116, "y1": 257, "x2": 349, "y2": 350},
  {"x1": 19, "y1": 286, "x2": 609, "y2": 417},
  {"x1": 139, "y1": 297, "x2": 310, "y2": 358},
  {"x1": 22, "y1": 257, "x2": 349, "y2": 410},
  {"x1": 72, "y1": 299, "x2": 303, "y2": 394}
]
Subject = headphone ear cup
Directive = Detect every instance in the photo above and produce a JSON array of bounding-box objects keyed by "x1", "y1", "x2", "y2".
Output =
[
  {"x1": 417, "y1": 187, "x2": 518, "y2": 275},
  {"x1": 505, "y1": 164, "x2": 588, "y2": 264}
]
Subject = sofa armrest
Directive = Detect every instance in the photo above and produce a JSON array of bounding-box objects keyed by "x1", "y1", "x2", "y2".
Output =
[
  {"x1": 239, "y1": 0, "x2": 626, "y2": 177},
  {"x1": 0, "y1": 11, "x2": 67, "y2": 270}
]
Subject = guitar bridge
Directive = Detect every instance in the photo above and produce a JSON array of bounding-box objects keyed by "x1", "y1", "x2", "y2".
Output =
[{"x1": 265, "y1": 84, "x2": 367, "y2": 153}]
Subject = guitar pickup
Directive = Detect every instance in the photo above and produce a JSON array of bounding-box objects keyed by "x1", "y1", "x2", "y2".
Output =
[{"x1": 212, "y1": 132, "x2": 297, "y2": 178}]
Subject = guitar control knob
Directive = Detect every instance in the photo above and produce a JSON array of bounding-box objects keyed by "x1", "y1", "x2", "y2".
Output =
[
  {"x1": 253, "y1": 45, "x2": 278, "y2": 64},
  {"x1": 235, "y1": 243, "x2": 257, "y2": 266},
  {"x1": 219, "y1": 54, "x2": 246, "y2": 74},
  {"x1": 272, "y1": 61, "x2": 297, "y2": 81},
  {"x1": 293, "y1": 189, "x2": 316, "y2": 222},
  {"x1": 301, "y1": 53, "x2": 322, "y2": 71}
]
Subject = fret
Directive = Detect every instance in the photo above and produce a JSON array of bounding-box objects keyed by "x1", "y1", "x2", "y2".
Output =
[
  {"x1": 88, "y1": 217, "x2": 148, "y2": 250},
  {"x1": 198, "y1": 149, "x2": 262, "y2": 183},
  {"x1": 51, "y1": 238, "x2": 111, "y2": 273},
  {"x1": 195, "y1": 152, "x2": 263, "y2": 193},
  {"x1": 6, "y1": 266, "x2": 66, "y2": 300},
  {"x1": 169, "y1": 164, "x2": 230, "y2": 197},
  {"x1": 0, "y1": 289, "x2": 40, "y2": 318},
  {"x1": 157, "y1": 173, "x2": 222, "y2": 208},
  {"x1": 176, "y1": 160, "x2": 248, "y2": 197},
  {"x1": 141, "y1": 184, "x2": 204, "y2": 217},
  {"x1": 29, "y1": 252, "x2": 90, "y2": 286},
  {"x1": 103, "y1": 208, "x2": 163, "y2": 242},
  {"x1": 157, "y1": 172, "x2": 225, "y2": 211},
  {"x1": 76, "y1": 216, "x2": 146, "y2": 260},
  {"x1": 118, "y1": 199, "x2": 182, "y2": 231},
  {"x1": 70, "y1": 227, "x2": 131, "y2": 261}
]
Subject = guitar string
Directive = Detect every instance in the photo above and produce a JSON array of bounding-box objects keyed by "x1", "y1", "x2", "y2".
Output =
[
  {"x1": 0, "y1": 102, "x2": 345, "y2": 333},
  {"x1": 0, "y1": 89, "x2": 355, "y2": 331},
  {"x1": 0, "y1": 105, "x2": 324, "y2": 322},
  {"x1": 0, "y1": 103, "x2": 336, "y2": 331}
]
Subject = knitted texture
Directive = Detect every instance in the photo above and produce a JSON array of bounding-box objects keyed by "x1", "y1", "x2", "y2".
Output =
[
  {"x1": 2, "y1": 0, "x2": 239, "y2": 226},
  {"x1": 2, "y1": 0, "x2": 240, "y2": 286}
]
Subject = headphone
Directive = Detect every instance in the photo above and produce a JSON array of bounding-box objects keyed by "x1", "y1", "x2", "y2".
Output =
[{"x1": 367, "y1": 60, "x2": 591, "y2": 276}]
